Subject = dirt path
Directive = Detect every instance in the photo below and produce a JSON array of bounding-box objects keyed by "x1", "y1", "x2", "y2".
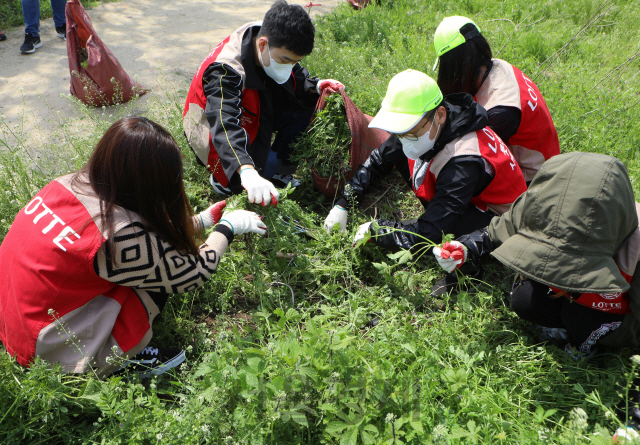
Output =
[{"x1": 0, "y1": 0, "x2": 339, "y2": 148}]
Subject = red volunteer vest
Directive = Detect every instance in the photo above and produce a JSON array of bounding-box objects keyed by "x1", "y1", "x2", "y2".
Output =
[
  {"x1": 407, "y1": 128, "x2": 526, "y2": 213},
  {"x1": 549, "y1": 267, "x2": 633, "y2": 315},
  {"x1": 508, "y1": 65, "x2": 560, "y2": 162},
  {"x1": 183, "y1": 36, "x2": 261, "y2": 187},
  {"x1": 0, "y1": 180, "x2": 150, "y2": 367}
]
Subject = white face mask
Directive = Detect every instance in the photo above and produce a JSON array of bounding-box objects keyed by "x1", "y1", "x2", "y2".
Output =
[
  {"x1": 259, "y1": 42, "x2": 293, "y2": 84},
  {"x1": 400, "y1": 119, "x2": 440, "y2": 160}
]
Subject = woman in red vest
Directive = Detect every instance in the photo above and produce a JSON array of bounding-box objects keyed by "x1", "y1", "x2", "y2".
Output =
[
  {"x1": 0, "y1": 117, "x2": 266, "y2": 377},
  {"x1": 433, "y1": 16, "x2": 560, "y2": 183},
  {"x1": 324, "y1": 69, "x2": 526, "y2": 256}
]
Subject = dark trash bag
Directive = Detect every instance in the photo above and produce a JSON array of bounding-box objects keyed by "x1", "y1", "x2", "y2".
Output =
[
  {"x1": 311, "y1": 89, "x2": 389, "y2": 197},
  {"x1": 65, "y1": 0, "x2": 148, "y2": 106}
]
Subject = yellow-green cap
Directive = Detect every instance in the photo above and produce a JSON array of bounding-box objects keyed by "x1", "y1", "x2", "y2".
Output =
[
  {"x1": 368, "y1": 69, "x2": 443, "y2": 133},
  {"x1": 432, "y1": 16, "x2": 480, "y2": 71}
]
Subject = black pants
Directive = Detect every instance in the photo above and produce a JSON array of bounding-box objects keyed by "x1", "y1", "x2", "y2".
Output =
[
  {"x1": 227, "y1": 106, "x2": 314, "y2": 193},
  {"x1": 510, "y1": 278, "x2": 624, "y2": 355},
  {"x1": 268, "y1": 107, "x2": 315, "y2": 172},
  {"x1": 248, "y1": 107, "x2": 315, "y2": 179}
]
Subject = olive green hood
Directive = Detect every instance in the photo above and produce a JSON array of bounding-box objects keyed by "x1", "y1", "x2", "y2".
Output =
[{"x1": 490, "y1": 152, "x2": 638, "y2": 293}]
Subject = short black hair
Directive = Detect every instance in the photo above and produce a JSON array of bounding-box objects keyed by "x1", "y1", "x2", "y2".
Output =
[
  {"x1": 258, "y1": 0, "x2": 315, "y2": 56},
  {"x1": 436, "y1": 23, "x2": 492, "y2": 96}
]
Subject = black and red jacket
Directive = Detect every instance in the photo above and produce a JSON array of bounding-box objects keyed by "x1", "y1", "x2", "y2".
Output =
[
  {"x1": 337, "y1": 94, "x2": 527, "y2": 251},
  {"x1": 183, "y1": 22, "x2": 319, "y2": 189}
]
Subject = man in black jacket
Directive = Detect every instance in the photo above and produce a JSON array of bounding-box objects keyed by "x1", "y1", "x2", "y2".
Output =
[
  {"x1": 183, "y1": 1, "x2": 342, "y2": 206},
  {"x1": 324, "y1": 69, "x2": 526, "y2": 253}
]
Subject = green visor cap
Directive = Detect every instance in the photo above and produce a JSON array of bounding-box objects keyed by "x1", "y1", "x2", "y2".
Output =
[
  {"x1": 432, "y1": 16, "x2": 480, "y2": 71},
  {"x1": 368, "y1": 69, "x2": 443, "y2": 134}
]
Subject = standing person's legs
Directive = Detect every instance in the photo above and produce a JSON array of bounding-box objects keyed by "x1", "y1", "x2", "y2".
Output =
[
  {"x1": 21, "y1": 0, "x2": 41, "y2": 37},
  {"x1": 51, "y1": 0, "x2": 67, "y2": 35}
]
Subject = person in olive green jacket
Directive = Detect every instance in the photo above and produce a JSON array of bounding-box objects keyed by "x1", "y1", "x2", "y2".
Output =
[{"x1": 433, "y1": 152, "x2": 640, "y2": 361}]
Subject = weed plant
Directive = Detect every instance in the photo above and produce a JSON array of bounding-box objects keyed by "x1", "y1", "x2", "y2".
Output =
[
  {"x1": 291, "y1": 94, "x2": 352, "y2": 179},
  {"x1": 2, "y1": 0, "x2": 640, "y2": 443}
]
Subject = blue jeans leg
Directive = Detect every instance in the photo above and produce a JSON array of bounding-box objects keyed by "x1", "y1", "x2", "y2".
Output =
[
  {"x1": 21, "y1": 0, "x2": 41, "y2": 36},
  {"x1": 261, "y1": 148, "x2": 279, "y2": 180},
  {"x1": 51, "y1": 0, "x2": 67, "y2": 28},
  {"x1": 21, "y1": 0, "x2": 66, "y2": 36},
  {"x1": 271, "y1": 107, "x2": 314, "y2": 174}
]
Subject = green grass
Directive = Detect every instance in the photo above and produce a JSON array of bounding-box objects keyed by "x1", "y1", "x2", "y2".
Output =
[
  {"x1": 0, "y1": 0, "x2": 120, "y2": 31},
  {"x1": 2, "y1": 0, "x2": 640, "y2": 443}
]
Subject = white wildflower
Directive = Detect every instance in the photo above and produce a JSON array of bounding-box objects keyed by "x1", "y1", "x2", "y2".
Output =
[
  {"x1": 569, "y1": 407, "x2": 588, "y2": 431},
  {"x1": 432, "y1": 424, "x2": 447, "y2": 440}
]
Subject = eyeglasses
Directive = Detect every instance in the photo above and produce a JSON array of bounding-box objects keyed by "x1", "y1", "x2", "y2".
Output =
[{"x1": 393, "y1": 117, "x2": 431, "y2": 141}]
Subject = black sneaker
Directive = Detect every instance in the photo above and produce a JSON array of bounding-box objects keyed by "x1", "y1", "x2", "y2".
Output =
[
  {"x1": 271, "y1": 174, "x2": 301, "y2": 188},
  {"x1": 55, "y1": 24, "x2": 66, "y2": 40},
  {"x1": 534, "y1": 325, "x2": 569, "y2": 342},
  {"x1": 271, "y1": 173, "x2": 301, "y2": 188},
  {"x1": 20, "y1": 33, "x2": 42, "y2": 54},
  {"x1": 117, "y1": 346, "x2": 186, "y2": 377},
  {"x1": 209, "y1": 174, "x2": 233, "y2": 196},
  {"x1": 0, "y1": 32, "x2": 6, "y2": 41}
]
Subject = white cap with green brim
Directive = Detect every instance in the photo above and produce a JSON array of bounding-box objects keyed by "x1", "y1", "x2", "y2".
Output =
[{"x1": 368, "y1": 69, "x2": 444, "y2": 134}]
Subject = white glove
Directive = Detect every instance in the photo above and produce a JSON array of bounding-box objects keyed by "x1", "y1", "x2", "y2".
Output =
[
  {"x1": 240, "y1": 168, "x2": 279, "y2": 206},
  {"x1": 323, "y1": 205, "x2": 348, "y2": 233},
  {"x1": 613, "y1": 427, "x2": 640, "y2": 443},
  {"x1": 219, "y1": 210, "x2": 267, "y2": 236},
  {"x1": 199, "y1": 200, "x2": 226, "y2": 229},
  {"x1": 352, "y1": 222, "x2": 372, "y2": 247},
  {"x1": 432, "y1": 241, "x2": 467, "y2": 273},
  {"x1": 318, "y1": 79, "x2": 345, "y2": 94}
]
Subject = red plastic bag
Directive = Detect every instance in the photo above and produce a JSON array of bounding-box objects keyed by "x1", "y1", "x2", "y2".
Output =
[
  {"x1": 346, "y1": 0, "x2": 376, "y2": 10},
  {"x1": 65, "y1": 0, "x2": 148, "y2": 106},
  {"x1": 312, "y1": 89, "x2": 389, "y2": 197}
]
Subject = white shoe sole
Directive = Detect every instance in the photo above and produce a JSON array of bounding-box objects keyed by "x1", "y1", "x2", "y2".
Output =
[
  {"x1": 148, "y1": 350, "x2": 186, "y2": 375},
  {"x1": 209, "y1": 174, "x2": 232, "y2": 196},
  {"x1": 21, "y1": 41, "x2": 43, "y2": 54},
  {"x1": 116, "y1": 349, "x2": 186, "y2": 377},
  {"x1": 271, "y1": 175, "x2": 301, "y2": 188}
]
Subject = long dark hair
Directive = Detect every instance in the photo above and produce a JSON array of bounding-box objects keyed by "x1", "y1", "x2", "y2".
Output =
[
  {"x1": 436, "y1": 23, "x2": 492, "y2": 96},
  {"x1": 73, "y1": 117, "x2": 198, "y2": 262}
]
